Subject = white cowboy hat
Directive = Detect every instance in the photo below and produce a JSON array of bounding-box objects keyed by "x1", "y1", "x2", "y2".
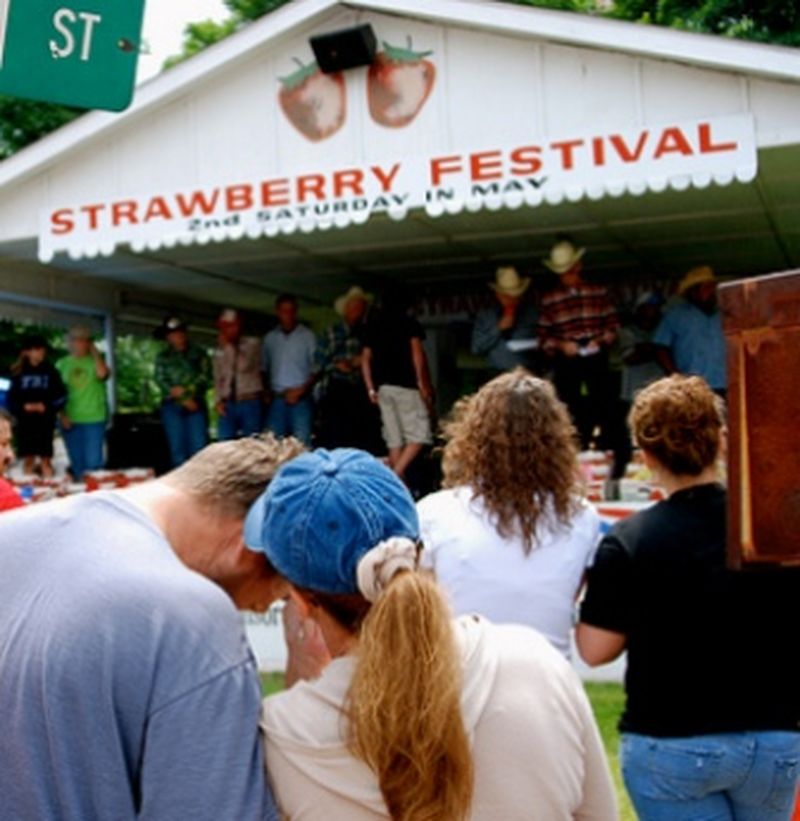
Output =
[
  {"x1": 489, "y1": 266, "x2": 530, "y2": 297},
  {"x1": 542, "y1": 240, "x2": 586, "y2": 274},
  {"x1": 334, "y1": 286, "x2": 373, "y2": 316}
]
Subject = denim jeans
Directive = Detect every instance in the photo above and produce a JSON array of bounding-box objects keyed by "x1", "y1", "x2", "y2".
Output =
[
  {"x1": 62, "y1": 421, "x2": 106, "y2": 479},
  {"x1": 266, "y1": 397, "x2": 312, "y2": 446},
  {"x1": 160, "y1": 402, "x2": 208, "y2": 467},
  {"x1": 622, "y1": 731, "x2": 800, "y2": 821},
  {"x1": 217, "y1": 399, "x2": 263, "y2": 441}
]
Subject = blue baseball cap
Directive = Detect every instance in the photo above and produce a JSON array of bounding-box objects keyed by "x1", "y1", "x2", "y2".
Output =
[{"x1": 244, "y1": 448, "x2": 420, "y2": 595}]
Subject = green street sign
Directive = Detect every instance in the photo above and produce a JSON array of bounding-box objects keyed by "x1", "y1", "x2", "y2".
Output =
[{"x1": 0, "y1": 0, "x2": 146, "y2": 111}]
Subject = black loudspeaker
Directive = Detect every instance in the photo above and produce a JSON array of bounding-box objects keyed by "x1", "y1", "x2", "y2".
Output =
[{"x1": 310, "y1": 24, "x2": 377, "y2": 74}]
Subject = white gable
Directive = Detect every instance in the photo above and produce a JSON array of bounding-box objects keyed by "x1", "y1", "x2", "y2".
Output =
[{"x1": 0, "y1": 0, "x2": 798, "y2": 313}]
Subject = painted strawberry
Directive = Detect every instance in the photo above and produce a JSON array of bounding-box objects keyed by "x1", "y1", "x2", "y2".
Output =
[
  {"x1": 368, "y1": 38, "x2": 436, "y2": 128},
  {"x1": 278, "y1": 59, "x2": 346, "y2": 142}
]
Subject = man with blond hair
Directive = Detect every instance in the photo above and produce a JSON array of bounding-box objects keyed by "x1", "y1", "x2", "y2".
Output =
[{"x1": 0, "y1": 435, "x2": 302, "y2": 820}]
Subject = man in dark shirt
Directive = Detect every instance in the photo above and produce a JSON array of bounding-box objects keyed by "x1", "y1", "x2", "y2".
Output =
[
  {"x1": 315, "y1": 287, "x2": 381, "y2": 452},
  {"x1": 361, "y1": 291, "x2": 433, "y2": 483}
]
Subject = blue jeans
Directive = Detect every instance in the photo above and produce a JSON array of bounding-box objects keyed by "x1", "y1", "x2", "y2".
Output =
[
  {"x1": 160, "y1": 402, "x2": 208, "y2": 467},
  {"x1": 622, "y1": 731, "x2": 800, "y2": 821},
  {"x1": 266, "y1": 397, "x2": 312, "y2": 446},
  {"x1": 217, "y1": 399, "x2": 263, "y2": 441},
  {"x1": 62, "y1": 421, "x2": 106, "y2": 479}
]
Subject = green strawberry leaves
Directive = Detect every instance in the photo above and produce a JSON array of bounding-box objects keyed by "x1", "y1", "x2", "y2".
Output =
[
  {"x1": 279, "y1": 58, "x2": 322, "y2": 91},
  {"x1": 381, "y1": 36, "x2": 433, "y2": 63}
]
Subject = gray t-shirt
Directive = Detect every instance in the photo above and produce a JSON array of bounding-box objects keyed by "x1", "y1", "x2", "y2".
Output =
[{"x1": 0, "y1": 493, "x2": 277, "y2": 821}]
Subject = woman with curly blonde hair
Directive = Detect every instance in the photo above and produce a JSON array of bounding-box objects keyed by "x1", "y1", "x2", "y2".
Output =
[{"x1": 417, "y1": 368, "x2": 601, "y2": 656}]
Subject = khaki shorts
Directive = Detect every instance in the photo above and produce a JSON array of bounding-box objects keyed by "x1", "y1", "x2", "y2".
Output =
[{"x1": 377, "y1": 385, "x2": 432, "y2": 449}]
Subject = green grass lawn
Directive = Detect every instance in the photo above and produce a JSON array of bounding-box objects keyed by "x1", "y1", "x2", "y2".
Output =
[
  {"x1": 262, "y1": 673, "x2": 634, "y2": 818},
  {"x1": 584, "y1": 682, "x2": 636, "y2": 821}
]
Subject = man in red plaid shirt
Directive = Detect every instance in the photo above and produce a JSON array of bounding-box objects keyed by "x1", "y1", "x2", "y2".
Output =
[{"x1": 539, "y1": 241, "x2": 619, "y2": 448}]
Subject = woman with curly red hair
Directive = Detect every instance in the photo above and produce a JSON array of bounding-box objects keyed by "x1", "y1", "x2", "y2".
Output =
[
  {"x1": 578, "y1": 375, "x2": 800, "y2": 821},
  {"x1": 417, "y1": 368, "x2": 600, "y2": 656}
]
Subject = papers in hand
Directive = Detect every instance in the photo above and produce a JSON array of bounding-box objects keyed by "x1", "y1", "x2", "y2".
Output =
[{"x1": 506, "y1": 339, "x2": 539, "y2": 352}]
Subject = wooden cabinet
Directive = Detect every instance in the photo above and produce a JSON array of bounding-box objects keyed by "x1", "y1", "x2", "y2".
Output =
[{"x1": 720, "y1": 269, "x2": 800, "y2": 568}]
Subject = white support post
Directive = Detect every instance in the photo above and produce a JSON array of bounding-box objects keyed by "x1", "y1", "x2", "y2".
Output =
[
  {"x1": 103, "y1": 313, "x2": 118, "y2": 418},
  {"x1": 0, "y1": 0, "x2": 11, "y2": 70}
]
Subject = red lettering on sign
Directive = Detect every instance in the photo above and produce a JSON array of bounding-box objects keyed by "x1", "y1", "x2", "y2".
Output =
[
  {"x1": 609, "y1": 132, "x2": 649, "y2": 163},
  {"x1": 653, "y1": 127, "x2": 693, "y2": 159},
  {"x1": 698, "y1": 122, "x2": 737, "y2": 154},
  {"x1": 175, "y1": 190, "x2": 220, "y2": 217},
  {"x1": 592, "y1": 137, "x2": 606, "y2": 166},
  {"x1": 261, "y1": 179, "x2": 290, "y2": 207},
  {"x1": 112, "y1": 201, "x2": 139, "y2": 227},
  {"x1": 226, "y1": 185, "x2": 254, "y2": 211},
  {"x1": 470, "y1": 151, "x2": 503, "y2": 182},
  {"x1": 296, "y1": 175, "x2": 326, "y2": 203},
  {"x1": 333, "y1": 169, "x2": 364, "y2": 198},
  {"x1": 79, "y1": 204, "x2": 105, "y2": 230},
  {"x1": 550, "y1": 139, "x2": 584, "y2": 171},
  {"x1": 510, "y1": 146, "x2": 543, "y2": 176},
  {"x1": 371, "y1": 163, "x2": 401, "y2": 193},
  {"x1": 51, "y1": 209, "x2": 75, "y2": 235},
  {"x1": 144, "y1": 197, "x2": 173, "y2": 222},
  {"x1": 430, "y1": 155, "x2": 462, "y2": 186}
]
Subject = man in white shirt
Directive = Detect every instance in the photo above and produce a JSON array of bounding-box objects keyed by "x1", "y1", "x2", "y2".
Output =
[{"x1": 262, "y1": 294, "x2": 318, "y2": 445}]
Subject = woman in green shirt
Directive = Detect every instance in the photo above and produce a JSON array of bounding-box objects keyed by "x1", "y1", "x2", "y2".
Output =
[{"x1": 56, "y1": 326, "x2": 111, "y2": 480}]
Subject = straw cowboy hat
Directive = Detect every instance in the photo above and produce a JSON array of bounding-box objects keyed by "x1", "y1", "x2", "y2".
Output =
[
  {"x1": 677, "y1": 265, "x2": 716, "y2": 295},
  {"x1": 489, "y1": 266, "x2": 530, "y2": 297},
  {"x1": 542, "y1": 240, "x2": 586, "y2": 274},
  {"x1": 334, "y1": 286, "x2": 373, "y2": 316}
]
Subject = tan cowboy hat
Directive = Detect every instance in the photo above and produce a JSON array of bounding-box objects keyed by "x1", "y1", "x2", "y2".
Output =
[
  {"x1": 677, "y1": 265, "x2": 716, "y2": 295},
  {"x1": 542, "y1": 240, "x2": 586, "y2": 274},
  {"x1": 334, "y1": 286, "x2": 373, "y2": 316},
  {"x1": 489, "y1": 266, "x2": 530, "y2": 297}
]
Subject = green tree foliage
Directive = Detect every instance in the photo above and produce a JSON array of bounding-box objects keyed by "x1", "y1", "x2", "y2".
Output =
[
  {"x1": 609, "y1": 1, "x2": 800, "y2": 47},
  {"x1": 0, "y1": 98, "x2": 79, "y2": 160},
  {"x1": 162, "y1": 18, "x2": 239, "y2": 69},
  {"x1": 0, "y1": 321, "x2": 66, "y2": 374},
  {"x1": 113, "y1": 335, "x2": 161, "y2": 413}
]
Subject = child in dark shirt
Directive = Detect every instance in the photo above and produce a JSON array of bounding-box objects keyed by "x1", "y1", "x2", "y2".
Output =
[{"x1": 7, "y1": 336, "x2": 67, "y2": 478}]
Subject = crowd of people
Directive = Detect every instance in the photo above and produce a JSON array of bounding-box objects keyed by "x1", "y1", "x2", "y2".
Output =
[
  {"x1": 0, "y1": 369, "x2": 798, "y2": 820},
  {"x1": 1, "y1": 240, "x2": 728, "y2": 502},
  {"x1": 150, "y1": 287, "x2": 435, "y2": 488},
  {"x1": 472, "y1": 242, "x2": 727, "y2": 476}
]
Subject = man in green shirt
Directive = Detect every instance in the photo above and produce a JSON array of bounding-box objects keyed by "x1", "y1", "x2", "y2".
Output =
[
  {"x1": 56, "y1": 326, "x2": 111, "y2": 480},
  {"x1": 154, "y1": 316, "x2": 211, "y2": 467}
]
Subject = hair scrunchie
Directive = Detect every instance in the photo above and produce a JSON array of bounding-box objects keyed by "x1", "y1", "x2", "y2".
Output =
[{"x1": 356, "y1": 537, "x2": 419, "y2": 603}]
